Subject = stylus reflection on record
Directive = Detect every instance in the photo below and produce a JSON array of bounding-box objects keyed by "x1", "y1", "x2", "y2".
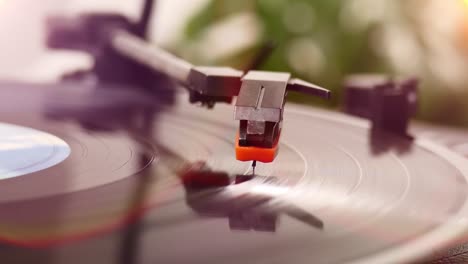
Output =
[{"x1": 0, "y1": 86, "x2": 467, "y2": 264}]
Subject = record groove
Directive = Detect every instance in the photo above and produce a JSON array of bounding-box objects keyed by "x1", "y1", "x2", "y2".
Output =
[{"x1": 0, "y1": 95, "x2": 467, "y2": 264}]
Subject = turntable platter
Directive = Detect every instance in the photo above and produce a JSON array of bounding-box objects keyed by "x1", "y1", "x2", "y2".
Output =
[{"x1": 0, "y1": 88, "x2": 467, "y2": 264}]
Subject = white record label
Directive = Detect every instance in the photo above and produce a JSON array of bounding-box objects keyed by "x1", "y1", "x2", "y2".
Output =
[{"x1": 0, "y1": 123, "x2": 70, "y2": 179}]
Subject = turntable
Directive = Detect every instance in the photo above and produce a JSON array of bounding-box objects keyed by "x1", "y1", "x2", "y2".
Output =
[{"x1": 1, "y1": 1, "x2": 468, "y2": 263}]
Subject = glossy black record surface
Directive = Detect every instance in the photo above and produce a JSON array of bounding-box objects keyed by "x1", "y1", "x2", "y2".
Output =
[{"x1": 0, "y1": 87, "x2": 467, "y2": 264}]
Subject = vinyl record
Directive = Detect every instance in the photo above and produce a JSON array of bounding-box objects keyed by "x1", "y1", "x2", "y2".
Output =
[{"x1": 0, "y1": 86, "x2": 467, "y2": 264}]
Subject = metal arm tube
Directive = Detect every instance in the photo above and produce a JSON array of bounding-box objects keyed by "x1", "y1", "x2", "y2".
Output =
[{"x1": 111, "y1": 30, "x2": 193, "y2": 85}]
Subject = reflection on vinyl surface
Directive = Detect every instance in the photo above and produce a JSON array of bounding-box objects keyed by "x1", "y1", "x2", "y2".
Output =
[{"x1": 0, "y1": 86, "x2": 467, "y2": 264}]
